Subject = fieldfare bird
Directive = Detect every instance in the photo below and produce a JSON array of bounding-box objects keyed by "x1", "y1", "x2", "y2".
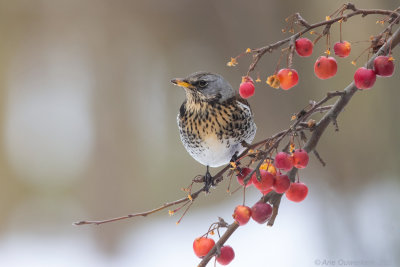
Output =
[{"x1": 172, "y1": 72, "x2": 257, "y2": 191}]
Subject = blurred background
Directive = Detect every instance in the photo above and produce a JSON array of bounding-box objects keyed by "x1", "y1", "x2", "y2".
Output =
[{"x1": 0, "y1": 0, "x2": 399, "y2": 266}]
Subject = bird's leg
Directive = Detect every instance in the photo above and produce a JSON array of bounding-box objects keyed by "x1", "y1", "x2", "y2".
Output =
[
  {"x1": 203, "y1": 166, "x2": 214, "y2": 193},
  {"x1": 241, "y1": 141, "x2": 251, "y2": 148},
  {"x1": 230, "y1": 152, "x2": 239, "y2": 163}
]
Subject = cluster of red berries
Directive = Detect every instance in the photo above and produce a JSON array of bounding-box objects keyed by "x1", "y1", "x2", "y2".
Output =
[
  {"x1": 280, "y1": 38, "x2": 395, "y2": 90},
  {"x1": 224, "y1": 150, "x2": 310, "y2": 264},
  {"x1": 299, "y1": 38, "x2": 339, "y2": 81},
  {"x1": 193, "y1": 237, "x2": 235, "y2": 265},
  {"x1": 236, "y1": 149, "x2": 309, "y2": 202},
  {"x1": 192, "y1": 149, "x2": 310, "y2": 265},
  {"x1": 354, "y1": 55, "x2": 395, "y2": 89},
  {"x1": 239, "y1": 37, "x2": 395, "y2": 97},
  {"x1": 232, "y1": 149, "x2": 310, "y2": 226}
]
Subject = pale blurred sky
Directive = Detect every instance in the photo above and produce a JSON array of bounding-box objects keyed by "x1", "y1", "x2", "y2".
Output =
[{"x1": 0, "y1": 0, "x2": 399, "y2": 266}]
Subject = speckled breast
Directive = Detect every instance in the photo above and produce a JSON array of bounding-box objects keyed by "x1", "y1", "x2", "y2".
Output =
[{"x1": 177, "y1": 97, "x2": 256, "y2": 167}]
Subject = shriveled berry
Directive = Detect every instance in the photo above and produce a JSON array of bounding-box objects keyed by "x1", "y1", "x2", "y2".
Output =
[
  {"x1": 233, "y1": 205, "x2": 252, "y2": 226},
  {"x1": 242, "y1": 76, "x2": 254, "y2": 84},
  {"x1": 354, "y1": 67, "x2": 376, "y2": 90},
  {"x1": 277, "y1": 68, "x2": 299, "y2": 90},
  {"x1": 251, "y1": 169, "x2": 275, "y2": 192},
  {"x1": 273, "y1": 174, "x2": 291, "y2": 194},
  {"x1": 260, "y1": 159, "x2": 277, "y2": 175},
  {"x1": 193, "y1": 237, "x2": 215, "y2": 258},
  {"x1": 314, "y1": 56, "x2": 337, "y2": 79},
  {"x1": 295, "y1": 38, "x2": 314, "y2": 57},
  {"x1": 291, "y1": 149, "x2": 309, "y2": 169},
  {"x1": 216, "y1": 245, "x2": 235, "y2": 265},
  {"x1": 374, "y1": 56, "x2": 394, "y2": 77},
  {"x1": 274, "y1": 152, "x2": 293, "y2": 171},
  {"x1": 285, "y1": 182, "x2": 308, "y2": 202},
  {"x1": 333, "y1": 41, "x2": 351, "y2": 58},
  {"x1": 236, "y1": 167, "x2": 253, "y2": 187},
  {"x1": 251, "y1": 202, "x2": 272, "y2": 224}
]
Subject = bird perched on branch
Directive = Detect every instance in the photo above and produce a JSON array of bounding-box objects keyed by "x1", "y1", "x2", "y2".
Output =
[{"x1": 171, "y1": 72, "x2": 257, "y2": 191}]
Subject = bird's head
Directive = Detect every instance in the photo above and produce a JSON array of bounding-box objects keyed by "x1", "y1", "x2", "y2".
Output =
[{"x1": 171, "y1": 72, "x2": 235, "y2": 103}]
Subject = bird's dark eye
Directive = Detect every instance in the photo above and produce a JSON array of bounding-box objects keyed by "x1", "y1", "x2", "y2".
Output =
[{"x1": 198, "y1": 80, "x2": 208, "y2": 88}]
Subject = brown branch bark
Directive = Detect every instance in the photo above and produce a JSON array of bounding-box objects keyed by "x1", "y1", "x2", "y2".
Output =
[{"x1": 198, "y1": 24, "x2": 400, "y2": 267}]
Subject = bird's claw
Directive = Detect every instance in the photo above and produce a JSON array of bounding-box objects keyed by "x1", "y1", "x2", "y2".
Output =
[{"x1": 203, "y1": 167, "x2": 215, "y2": 193}]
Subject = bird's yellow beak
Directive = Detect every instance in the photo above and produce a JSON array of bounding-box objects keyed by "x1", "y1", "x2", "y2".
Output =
[{"x1": 171, "y1": 78, "x2": 195, "y2": 89}]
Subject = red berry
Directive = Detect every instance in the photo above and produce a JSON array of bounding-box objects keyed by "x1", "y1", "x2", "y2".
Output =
[
  {"x1": 251, "y1": 202, "x2": 272, "y2": 224},
  {"x1": 374, "y1": 56, "x2": 395, "y2": 77},
  {"x1": 354, "y1": 67, "x2": 376, "y2": 90},
  {"x1": 285, "y1": 182, "x2": 308, "y2": 202},
  {"x1": 251, "y1": 169, "x2": 275, "y2": 192},
  {"x1": 193, "y1": 237, "x2": 215, "y2": 258},
  {"x1": 239, "y1": 82, "x2": 255, "y2": 99},
  {"x1": 216, "y1": 246, "x2": 235, "y2": 265},
  {"x1": 232, "y1": 205, "x2": 252, "y2": 226},
  {"x1": 333, "y1": 41, "x2": 351, "y2": 58},
  {"x1": 273, "y1": 174, "x2": 291, "y2": 194},
  {"x1": 274, "y1": 152, "x2": 293, "y2": 171},
  {"x1": 277, "y1": 68, "x2": 299, "y2": 90},
  {"x1": 291, "y1": 149, "x2": 309, "y2": 169},
  {"x1": 314, "y1": 56, "x2": 337, "y2": 79},
  {"x1": 236, "y1": 167, "x2": 253, "y2": 187},
  {"x1": 295, "y1": 38, "x2": 314, "y2": 57}
]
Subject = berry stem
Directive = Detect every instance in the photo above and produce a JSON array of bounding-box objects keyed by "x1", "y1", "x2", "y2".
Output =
[
  {"x1": 242, "y1": 186, "x2": 246, "y2": 206},
  {"x1": 176, "y1": 201, "x2": 193, "y2": 225},
  {"x1": 246, "y1": 5, "x2": 400, "y2": 75},
  {"x1": 326, "y1": 32, "x2": 331, "y2": 56},
  {"x1": 226, "y1": 171, "x2": 235, "y2": 193},
  {"x1": 351, "y1": 45, "x2": 373, "y2": 66},
  {"x1": 275, "y1": 49, "x2": 285, "y2": 74},
  {"x1": 287, "y1": 36, "x2": 296, "y2": 68}
]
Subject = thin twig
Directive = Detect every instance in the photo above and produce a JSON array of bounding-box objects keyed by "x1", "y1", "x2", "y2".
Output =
[
  {"x1": 74, "y1": 165, "x2": 232, "y2": 225},
  {"x1": 313, "y1": 149, "x2": 326, "y2": 167},
  {"x1": 198, "y1": 23, "x2": 400, "y2": 267},
  {"x1": 246, "y1": 5, "x2": 399, "y2": 75}
]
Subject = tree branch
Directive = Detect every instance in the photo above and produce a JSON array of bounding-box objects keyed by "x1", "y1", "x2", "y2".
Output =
[
  {"x1": 198, "y1": 24, "x2": 400, "y2": 267},
  {"x1": 246, "y1": 4, "x2": 399, "y2": 75}
]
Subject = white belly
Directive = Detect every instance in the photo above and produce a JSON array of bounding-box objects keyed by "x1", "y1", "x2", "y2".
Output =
[{"x1": 191, "y1": 136, "x2": 245, "y2": 167}]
